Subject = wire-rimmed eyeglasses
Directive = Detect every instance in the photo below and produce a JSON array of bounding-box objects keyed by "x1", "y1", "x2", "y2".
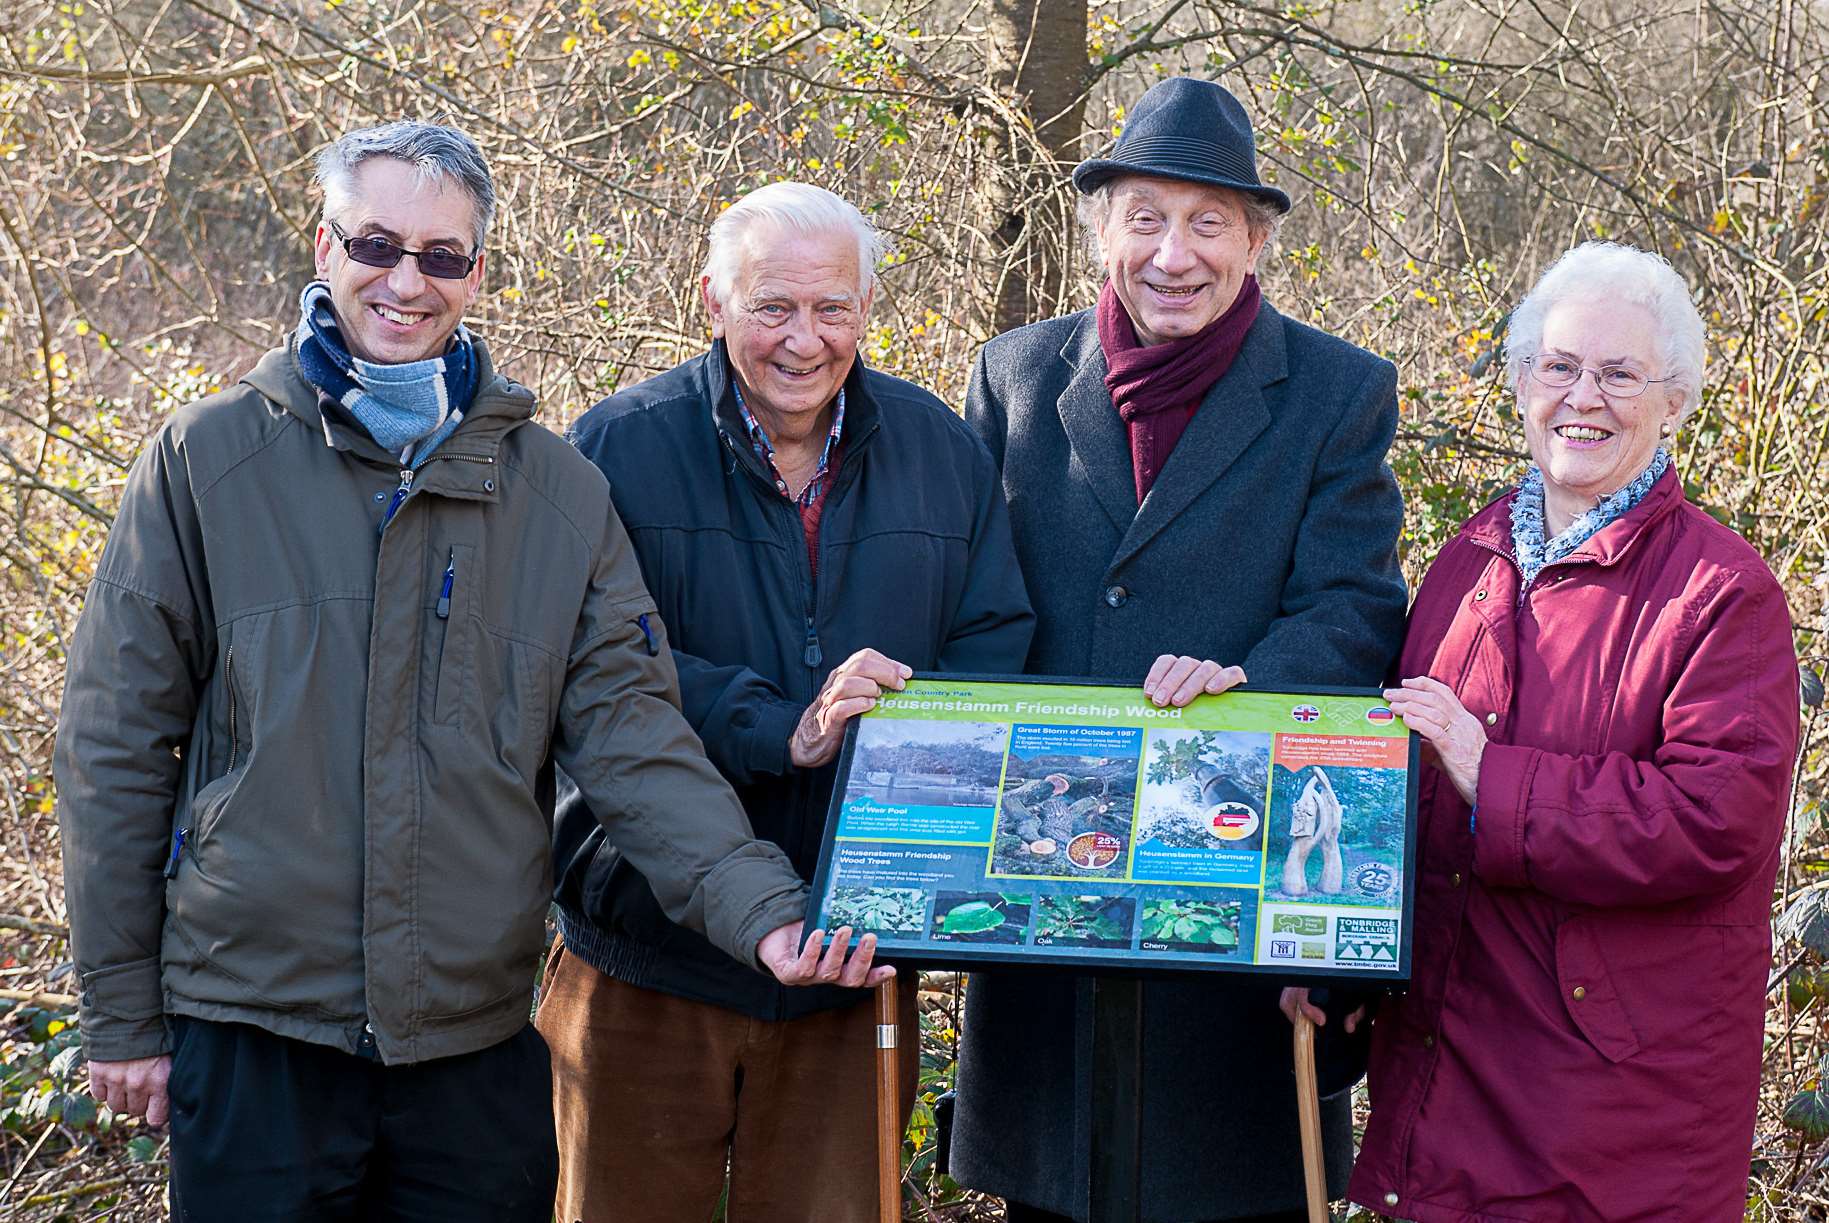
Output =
[
  {"x1": 329, "y1": 221, "x2": 478, "y2": 280},
  {"x1": 1525, "y1": 355, "x2": 1672, "y2": 399}
]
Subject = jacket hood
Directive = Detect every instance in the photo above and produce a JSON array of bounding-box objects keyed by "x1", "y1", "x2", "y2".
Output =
[{"x1": 242, "y1": 329, "x2": 537, "y2": 465}]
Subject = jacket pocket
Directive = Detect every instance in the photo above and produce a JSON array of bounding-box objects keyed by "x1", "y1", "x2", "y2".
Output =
[
  {"x1": 1555, "y1": 914, "x2": 1642, "y2": 1062},
  {"x1": 224, "y1": 639, "x2": 244, "y2": 772},
  {"x1": 186, "y1": 616, "x2": 261, "y2": 857},
  {"x1": 432, "y1": 543, "x2": 475, "y2": 727}
]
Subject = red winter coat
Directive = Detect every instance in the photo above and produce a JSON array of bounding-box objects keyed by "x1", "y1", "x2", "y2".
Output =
[{"x1": 1350, "y1": 468, "x2": 1799, "y2": 1223}]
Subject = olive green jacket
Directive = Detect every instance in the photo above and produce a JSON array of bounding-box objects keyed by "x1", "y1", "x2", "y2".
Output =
[{"x1": 54, "y1": 337, "x2": 807, "y2": 1064}]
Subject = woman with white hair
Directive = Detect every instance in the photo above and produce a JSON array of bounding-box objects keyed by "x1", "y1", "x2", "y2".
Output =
[{"x1": 1332, "y1": 241, "x2": 1799, "y2": 1220}]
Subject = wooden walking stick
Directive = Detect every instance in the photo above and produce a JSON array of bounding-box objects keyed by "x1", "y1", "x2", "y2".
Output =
[
  {"x1": 875, "y1": 974, "x2": 901, "y2": 1223},
  {"x1": 1293, "y1": 1013, "x2": 1328, "y2": 1223}
]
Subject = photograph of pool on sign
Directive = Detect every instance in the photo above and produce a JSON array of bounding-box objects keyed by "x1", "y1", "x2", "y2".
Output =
[{"x1": 805, "y1": 676, "x2": 1418, "y2": 981}]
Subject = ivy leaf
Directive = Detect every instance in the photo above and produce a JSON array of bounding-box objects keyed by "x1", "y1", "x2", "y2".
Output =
[
  {"x1": 47, "y1": 1046, "x2": 83, "y2": 1083},
  {"x1": 1779, "y1": 884, "x2": 1829, "y2": 955},
  {"x1": 1803, "y1": 666, "x2": 1825, "y2": 710},
  {"x1": 127, "y1": 1135, "x2": 160, "y2": 1162},
  {"x1": 60, "y1": 1091, "x2": 98, "y2": 1129},
  {"x1": 1785, "y1": 1085, "x2": 1829, "y2": 1141}
]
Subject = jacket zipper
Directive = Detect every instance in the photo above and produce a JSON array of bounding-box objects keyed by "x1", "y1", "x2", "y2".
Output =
[
  {"x1": 172, "y1": 640, "x2": 242, "y2": 876},
  {"x1": 1468, "y1": 538, "x2": 1584, "y2": 605},
  {"x1": 798, "y1": 432, "x2": 871, "y2": 683},
  {"x1": 719, "y1": 429, "x2": 828, "y2": 691},
  {"x1": 225, "y1": 644, "x2": 241, "y2": 772},
  {"x1": 162, "y1": 826, "x2": 188, "y2": 878},
  {"x1": 381, "y1": 467, "x2": 414, "y2": 529},
  {"x1": 436, "y1": 549, "x2": 456, "y2": 620}
]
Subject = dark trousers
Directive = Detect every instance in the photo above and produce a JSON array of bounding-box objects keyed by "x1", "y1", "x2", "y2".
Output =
[{"x1": 167, "y1": 1016, "x2": 557, "y2": 1223}]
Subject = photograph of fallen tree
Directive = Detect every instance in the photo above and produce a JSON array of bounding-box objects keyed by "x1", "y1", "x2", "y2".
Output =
[{"x1": 4, "y1": 0, "x2": 1829, "y2": 1217}]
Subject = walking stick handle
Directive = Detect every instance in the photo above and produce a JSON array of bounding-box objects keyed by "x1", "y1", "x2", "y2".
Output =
[
  {"x1": 1293, "y1": 1013, "x2": 1328, "y2": 1223},
  {"x1": 876, "y1": 975, "x2": 901, "y2": 1223}
]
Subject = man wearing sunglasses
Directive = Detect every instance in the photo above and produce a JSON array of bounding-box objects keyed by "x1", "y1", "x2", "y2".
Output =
[{"x1": 54, "y1": 120, "x2": 884, "y2": 1222}]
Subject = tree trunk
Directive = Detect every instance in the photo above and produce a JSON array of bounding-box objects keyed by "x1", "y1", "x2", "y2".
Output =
[{"x1": 981, "y1": 0, "x2": 1090, "y2": 337}]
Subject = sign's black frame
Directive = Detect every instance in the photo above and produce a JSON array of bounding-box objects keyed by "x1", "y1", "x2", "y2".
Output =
[{"x1": 802, "y1": 674, "x2": 1420, "y2": 986}]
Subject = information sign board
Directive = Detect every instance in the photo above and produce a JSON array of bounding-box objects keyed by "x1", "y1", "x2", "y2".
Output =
[{"x1": 804, "y1": 676, "x2": 1418, "y2": 982}]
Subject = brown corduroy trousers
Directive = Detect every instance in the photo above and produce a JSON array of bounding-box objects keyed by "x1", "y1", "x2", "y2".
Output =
[{"x1": 534, "y1": 936, "x2": 921, "y2": 1223}]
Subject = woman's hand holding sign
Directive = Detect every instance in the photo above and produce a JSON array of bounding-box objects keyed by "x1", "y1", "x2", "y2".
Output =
[{"x1": 1143, "y1": 655, "x2": 1248, "y2": 707}]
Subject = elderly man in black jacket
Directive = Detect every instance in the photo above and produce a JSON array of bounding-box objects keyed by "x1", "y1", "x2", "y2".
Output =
[
  {"x1": 541, "y1": 182, "x2": 1035, "y2": 1223},
  {"x1": 952, "y1": 77, "x2": 1407, "y2": 1222}
]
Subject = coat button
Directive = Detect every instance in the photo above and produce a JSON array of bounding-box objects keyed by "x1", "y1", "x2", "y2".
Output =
[
  {"x1": 483, "y1": 479, "x2": 495, "y2": 493},
  {"x1": 1104, "y1": 585, "x2": 1128, "y2": 608},
  {"x1": 1384, "y1": 1193, "x2": 1400, "y2": 1207},
  {"x1": 1571, "y1": 986, "x2": 1587, "y2": 1000},
  {"x1": 1485, "y1": 711, "x2": 1498, "y2": 726},
  {"x1": 1450, "y1": 872, "x2": 1462, "y2": 887},
  {"x1": 1422, "y1": 1034, "x2": 1436, "y2": 1048},
  {"x1": 1474, "y1": 590, "x2": 1489, "y2": 602}
]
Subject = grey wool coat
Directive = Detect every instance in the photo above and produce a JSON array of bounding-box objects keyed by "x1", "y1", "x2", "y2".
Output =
[{"x1": 953, "y1": 302, "x2": 1408, "y2": 1221}]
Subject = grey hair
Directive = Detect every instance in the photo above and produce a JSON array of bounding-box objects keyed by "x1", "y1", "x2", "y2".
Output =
[
  {"x1": 1503, "y1": 241, "x2": 1706, "y2": 421},
  {"x1": 701, "y1": 182, "x2": 885, "y2": 304},
  {"x1": 1074, "y1": 178, "x2": 1284, "y2": 267},
  {"x1": 315, "y1": 121, "x2": 496, "y2": 253}
]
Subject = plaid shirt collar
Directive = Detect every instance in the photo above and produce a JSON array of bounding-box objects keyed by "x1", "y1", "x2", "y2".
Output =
[{"x1": 732, "y1": 379, "x2": 846, "y2": 507}]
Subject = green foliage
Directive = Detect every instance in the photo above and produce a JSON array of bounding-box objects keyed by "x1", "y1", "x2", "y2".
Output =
[
  {"x1": 825, "y1": 885, "x2": 926, "y2": 934},
  {"x1": 1146, "y1": 730, "x2": 1221, "y2": 786},
  {"x1": 1, "y1": 1006, "x2": 99, "y2": 1135},
  {"x1": 1034, "y1": 895, "x2": 1131, "y2": 944},
  {"x1": 1140, "y1": 899, "x2": 1241, "y2": 949},
  {"x1": 1779, "y1": 884, "x2": 1829, "y2": 956},
  {"x1": 1785, "y1": 1080, "x2": 1829, "y2": 1142},
  {"x1": 940, "y1": 901, "x2": 1005, "y2": 935}
]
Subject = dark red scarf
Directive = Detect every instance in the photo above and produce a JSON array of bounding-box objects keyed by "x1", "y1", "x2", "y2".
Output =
[{"x1": 1097, "y1": 274, "x2": 1262, "y2": 502}]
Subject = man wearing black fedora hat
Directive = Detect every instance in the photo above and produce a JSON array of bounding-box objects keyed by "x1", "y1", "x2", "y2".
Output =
[{"x1": 951, "y1": 76, "x2": 1406, "y2": 1221}]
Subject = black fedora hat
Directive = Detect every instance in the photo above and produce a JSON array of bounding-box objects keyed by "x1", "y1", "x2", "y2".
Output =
[{"x1": 1072, "y1": 77, "x2": 1290, "y2": 213}]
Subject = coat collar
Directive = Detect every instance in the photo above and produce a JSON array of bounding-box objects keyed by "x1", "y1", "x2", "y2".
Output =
[
  {"x1": 1057, "y1": 302, "x2": 1287, "y2": 571},
  {"x1": 1461, "y1": 463, "x2": 1687, "y2": 572},
  {"x1": 247, "y1": 330, "x2": 535, "y2": 473},
  {"x1": 704, "y1": 338, "x2": 881, "y2": 484}
]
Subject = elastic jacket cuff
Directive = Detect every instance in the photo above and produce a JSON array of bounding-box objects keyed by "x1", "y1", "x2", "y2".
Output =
[
  {"x1": 698, "y1": 846, "x2": 811, "y2": 969},
  {"x1": 77, "y1": 956, "x2": 170, "y2": 1061},
  {"x1": 1472, "y1": 743, "x2": 1539, "y2": 889},
  {"x1": 745, "y1": 696, "x2": 804, "y2": 779}
]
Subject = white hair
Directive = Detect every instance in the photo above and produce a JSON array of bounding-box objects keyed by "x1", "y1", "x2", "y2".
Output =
[
  {"x1": 1074, "y1": 177, "x2": 1284, "y2": 268},
  {"x1": 701, "y1": 182, "x2": 885, "y2": 304},
  {"x1": 1503, "y1": 241, "x2": 1706, "y2": 420}
]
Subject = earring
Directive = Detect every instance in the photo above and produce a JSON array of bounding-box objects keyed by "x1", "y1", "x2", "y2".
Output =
[{"x1": 1659, "y1": 420, "x2": 1673, "y2": 438}]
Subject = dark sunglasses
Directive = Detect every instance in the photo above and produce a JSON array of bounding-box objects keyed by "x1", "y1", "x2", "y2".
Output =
[{"x1": 329, "y1": 221, "x2": 478, "y2": 280}]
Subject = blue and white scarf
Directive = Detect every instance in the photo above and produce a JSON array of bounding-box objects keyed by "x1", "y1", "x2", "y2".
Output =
[
  {"x1": 1510, "y1": 448, "x2": 1671, "y2": 587},
  {"x1": 295, "y1": 282, "x2": 477, "y2": 467}
]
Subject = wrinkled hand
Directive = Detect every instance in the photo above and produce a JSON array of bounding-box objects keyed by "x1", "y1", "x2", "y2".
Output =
[
  {"x1": 88, "y1": 1054, "x2": 171, "y2": 1128},
  {"x1": 1279, "y1": 987, "x2": 1365, "y2": 1034},
  {"x1": 1143, "y1": 656, "x2": 1247, "y2": 708},
  {"x1": 1384, "y1": 676, "x2": 1486, "y2": 806},
  {"x1": 789, "y1": 649, "x2": 913, "y2": 768},
  {"x1": 758, "y1": 921, "x2": 895, "y2": 988}
]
